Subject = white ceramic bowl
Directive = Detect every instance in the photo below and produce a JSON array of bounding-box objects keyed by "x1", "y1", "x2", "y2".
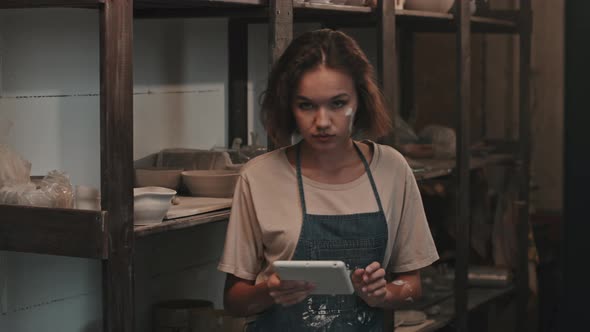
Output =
[
  {"x1": 181, "y1": 170, "x2": 239, "y2": 198},
  {"x1": 133, "y1": 186, "x2": 176, "y2": 225},
  {"x1": 404, "y1": 0, "x2": 455, "y2": 13},
  {"x1": 404, "y1": 0, "x2": 475, "y2": 14}
]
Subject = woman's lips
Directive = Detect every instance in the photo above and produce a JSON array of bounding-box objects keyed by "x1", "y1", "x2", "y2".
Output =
[{"x1": 313, "y1": 134, "x2": 333, "y2": 142}]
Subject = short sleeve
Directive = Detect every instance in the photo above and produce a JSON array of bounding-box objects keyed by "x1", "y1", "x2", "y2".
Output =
[
  {"x1": 217, "y1": 174, "x2": 264, "y2": 280},
  {"x1": 387, "y1": 164, "x2": 439, "y2": 273}
]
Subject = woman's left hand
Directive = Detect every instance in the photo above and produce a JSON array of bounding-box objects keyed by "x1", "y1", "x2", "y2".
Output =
[{"x1": 351, "y1": 261, "x2": 389, "y2": 307}]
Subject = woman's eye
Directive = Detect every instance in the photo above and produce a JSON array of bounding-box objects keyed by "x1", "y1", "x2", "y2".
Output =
[
  {"x1": 298, "y1": 102, "x2": 314, "y2": 110},
  {"x1": 331, "y1": 100, "x2": 347, "y2": 109}
]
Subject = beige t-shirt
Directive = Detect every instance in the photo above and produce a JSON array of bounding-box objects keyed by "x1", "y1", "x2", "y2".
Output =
[{"x1": 218, "y1": 141, "x2": 439, "y2": 282}]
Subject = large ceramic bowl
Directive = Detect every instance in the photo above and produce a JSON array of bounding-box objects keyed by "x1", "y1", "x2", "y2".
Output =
[
  {"x1": 134, "y1": 167, "x2": 183, "y2": 190},
  {"x1": 181, "y1": 170, "x2": 239, "y2": 198},
  {"x1": 133, "y1": 186, "x2": 177, "y2": 225}
]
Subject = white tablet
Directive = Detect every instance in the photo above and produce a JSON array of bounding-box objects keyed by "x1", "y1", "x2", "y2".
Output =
[{"x1": 272, "y1": 260, "x2": 354, "y2": 295}]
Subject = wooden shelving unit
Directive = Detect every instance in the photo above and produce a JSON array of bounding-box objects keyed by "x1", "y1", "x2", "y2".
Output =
[
  {"x1": 396, "y1": 285, "x2": 516, "y2": 332},
  {"x1": 0, "y1": 1, "x2": 531, "y2": 331},
  {"x1": 134, "y1": 209, "x2": 230, "y2": 238}
]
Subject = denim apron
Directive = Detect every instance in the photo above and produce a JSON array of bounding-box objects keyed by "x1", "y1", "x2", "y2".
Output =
[{"x1": 247, "y1": 142, "x2": 388, "y2": 332}]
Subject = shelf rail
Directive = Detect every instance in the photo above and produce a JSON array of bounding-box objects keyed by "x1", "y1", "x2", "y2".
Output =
[{"x1": 0, "y1": 204, "x2": 108, "y2": 259}]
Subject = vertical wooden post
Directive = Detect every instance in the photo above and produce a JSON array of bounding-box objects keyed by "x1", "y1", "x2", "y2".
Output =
[
  {"x1": 268, "y1": 0, "x2": 293, "y2": 150},
  {"x1": 480, "y1": 35, "x2": 487, "y2": 138},
  {"x1": 516, "y1": 0, "x2": 532, "y2": 331},
  {"x1": 455, "y1": 1, "x2": 471, "y2": 331},
  {"x1": 228, "y1": 19, "x2": 249, "y2": 148},
  {"x1": 100, "y1": 0, "x2": 134, "y2": 331},
  {"x1": 377, "y1": 0, "x2": 397, "y2": 144},
  {"x1": 399, "y1": 29, "x2": 415, "y2": 124},
  {"x1": 376, "y1": 1, "x2": 396, "y2": 327},
  {"x1": 269, "y1": 0, "x2": 292, "y2": 68}
]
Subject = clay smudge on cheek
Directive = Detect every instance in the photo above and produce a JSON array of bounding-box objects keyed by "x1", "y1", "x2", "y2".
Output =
[{"x1": 345, "y1": 108, "x2": 355, "y2": 132}]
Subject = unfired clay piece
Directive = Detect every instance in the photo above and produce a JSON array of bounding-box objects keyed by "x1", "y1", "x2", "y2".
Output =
[
  {"x1": 181, "y1": 170, "x2": 239, "y2": 198},
  {"x1": 135, "y1": 168, "x2": 183, "y2": 190}
]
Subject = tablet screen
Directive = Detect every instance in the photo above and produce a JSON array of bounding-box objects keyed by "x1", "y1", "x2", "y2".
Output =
[{"x1": 272, "y1": 260, "x2": 354, "y2": 295}]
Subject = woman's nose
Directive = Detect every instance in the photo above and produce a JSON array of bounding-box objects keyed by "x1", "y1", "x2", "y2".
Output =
[{"x1": 314, "y1": 108, "x2": 331, "y2": 129}]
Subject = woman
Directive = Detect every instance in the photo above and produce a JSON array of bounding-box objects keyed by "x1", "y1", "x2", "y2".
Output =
[{"x1": 218, "y1": 29, "x2": 439, "y2": 331}]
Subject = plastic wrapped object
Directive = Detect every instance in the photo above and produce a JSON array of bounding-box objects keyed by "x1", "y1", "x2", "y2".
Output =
[
  {"x1": 239, "y1": 132, "x2": 267, "y2": 160},
  {"x1": 0, "y1": 145, "x2": 31, "y2": 188},
  {"x1": 0, "y1": 170, "x2": 74, "y2": 208},
  {"x1": 0, "y1": 120, "x2": 32, "y2": 187},
  {"x1": 394, "y1": 115, "x2": 420, "y2": 146},
  {"x1": 418, "y1": 125, "x2": 456, "y2": 159}
]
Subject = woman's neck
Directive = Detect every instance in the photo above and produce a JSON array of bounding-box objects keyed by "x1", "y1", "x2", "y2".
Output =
[
  {"x1": 299, "y1": 138, "x2": 357, "y2": 171},
  {"x1": 288, "y1": 138, "x2": 370, "y2": 185}
]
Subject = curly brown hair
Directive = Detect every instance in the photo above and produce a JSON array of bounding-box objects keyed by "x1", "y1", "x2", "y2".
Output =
[{"x1": 260, "y1": 29, "x2": 392, "y2": 146}]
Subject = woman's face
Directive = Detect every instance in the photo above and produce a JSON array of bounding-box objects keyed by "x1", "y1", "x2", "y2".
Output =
[{"x1": 292, "y1": 65, "x2": 358, "y2": 152}]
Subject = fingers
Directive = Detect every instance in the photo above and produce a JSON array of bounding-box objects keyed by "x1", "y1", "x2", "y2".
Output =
[
  {"x1": 353, "y1": 262, "x2": 389, "y2": 306},
  {"x1": 351, "y1": 268, "x2": 365, "y2": 284},
  {"x1": 270, "y1": 284, "x2": 315, "y2": 306},
  {"x1": 267, "y1": 273, "x2": 315, "y2": 306},
  {"x1": 358, "y1": 262, "x2": 385, "y2": 286},
  {"x1": 362, "y1": 277, "x2": 387, "y2": 294},
  {"x1": 267, "y1": 273, "x2": 281, "y2": 290},
  {"x1": 363, "y1": 262, "x2": 382, "y2": 277}
]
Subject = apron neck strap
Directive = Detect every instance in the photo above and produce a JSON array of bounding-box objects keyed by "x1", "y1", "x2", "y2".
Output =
[{"x1": 295, "y1": 140, "x2": 384, "y2": 215}]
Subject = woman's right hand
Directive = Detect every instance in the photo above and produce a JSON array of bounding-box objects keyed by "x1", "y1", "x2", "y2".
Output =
[{"x1": 266, "y1": 273, "x2": 315, "y2": 306}]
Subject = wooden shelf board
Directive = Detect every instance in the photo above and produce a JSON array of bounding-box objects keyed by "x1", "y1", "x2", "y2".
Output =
[
  {"x1": 134, "y1": 5, "x2": 267, "y2": 19},
  {"x1": 398, "y1": 9, "x2": 453, "y2": 20},
  {"x1": 470, "y1": 153, "x2": 515, "y2": 169},
  {"x1": 135, "y1": 1, "x2": 372, "y2": 19},
  {"x1": 413, "y1": 153, "x2": 515, "y2": 182},
  {"x1": 395, "y1": 285, "x2": 516, "y2": 332},
  {"x1": 135, "y1": 0, "x2": 265, "y2": 7},
  {"x1": 396, "y1": 9, "x2": 517, "y2": 34},
  {"x1": 471, "y1": 15, "x2": 515, "y2": 28},
  {"x1": 471, "y1": 15, "x2": 517, "y2": 34},
  {"x1": 294, "y1": 2, "x2": 372, "y2": 13},
  {"x1": 0, "y1": 0, "x2": 103, "y2": 8},
  {"x1": 0, "y1": 204, "x2": 108, "y2": 259},
  {"x1": 135, "y1": 0, "x2": 266, "y2": 9},
  {"x1": 134, "y1": 208, "x2": 230, "y2": 238}
]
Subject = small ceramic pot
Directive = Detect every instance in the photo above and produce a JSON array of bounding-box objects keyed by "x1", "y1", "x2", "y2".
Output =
[{"x1": 133, "y1": 186, "x2": 177, "y2": 225}]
